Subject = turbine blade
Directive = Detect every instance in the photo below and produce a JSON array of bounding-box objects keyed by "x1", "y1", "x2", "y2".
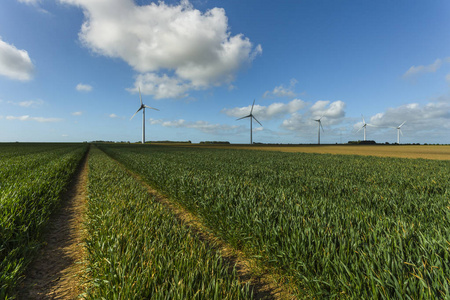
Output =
[
  {"x1": 144, "y1": 105, "x2": 159, "y2": 111},
  {"x1": 250, "y1": 99, "x2": 255, "y2": 114},
  {"x1": 320, "y1": 121, "x2": 324, "y2": 132},
  {"x1": 399, "y1": 121, "x2": 406, "y2": 128},
  {"x1": 130, "y1": 108, "x2": 142, "y2": 120},
  {"x1": 237, "y1": 115, "x2": 251, "y2": 121},
  {"x1": 400, "y1": 129, "x2": 403, "y2": 136},
  {"x1": 139, "y1": 87, "x2": 143, "y2": 106},
  {"x1": 361, "y1": 114, "x2": 366, "y2": 124},
  {"x1": 357, "y1": 126, "x2": 363, "y2": 133},
  {"x1": 252, "y1": 115, "x2": 262, "y2": 126}
]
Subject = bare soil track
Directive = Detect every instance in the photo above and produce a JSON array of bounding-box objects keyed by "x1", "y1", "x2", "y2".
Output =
[{"x1": 16, "y1": 151, "x2": 89, "y2": 299}]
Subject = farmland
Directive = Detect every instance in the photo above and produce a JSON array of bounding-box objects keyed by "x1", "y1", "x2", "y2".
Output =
[
  {"x1": 99, "y1": 144, "x2": 450, "y2": 299},
  {"x1": 0, "y1": 143, "x2": 88, "y2": 298},
  {"x1": 1, "y1": 142, "x2": 450, "y2": 299}
]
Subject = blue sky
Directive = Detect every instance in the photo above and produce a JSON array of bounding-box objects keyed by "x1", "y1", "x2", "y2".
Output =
[{"x1": 0, "y1": 0, "x2": 449, "y2": 144}]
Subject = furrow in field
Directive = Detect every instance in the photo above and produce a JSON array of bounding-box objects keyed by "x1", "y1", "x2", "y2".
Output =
[{"x1": 16, "y1": 149, "x2": 89, "y2": 299}]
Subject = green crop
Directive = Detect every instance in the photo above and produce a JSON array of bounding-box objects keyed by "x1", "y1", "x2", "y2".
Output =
[
  {"x1": 0, "y1": 143, "x2": 87, "y2": 298},
  {"x1": 84, "y1": 146, "x2": 252, "y2": 299},
  {"x1": 99, "y1": 144, "x2": 450, "y2": 299}
]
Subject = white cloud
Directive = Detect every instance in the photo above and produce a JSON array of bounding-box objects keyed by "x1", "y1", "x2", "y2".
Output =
[
  {"x1": 60, "y1": 0, "x2": 261, "y2": 99},
  {"x1": 0, "y1": 37, "x2": 34, "y2": 81},
  {"x1": 402, "y1": 58, "x2": 450, "y2": 78},
  {"x1": 281, "y1": 100, "x2": 347, "y2": 131},
  {"x1": 310, "y1": 100, "x2": 346, "y2": 119},
  {"x1": 76, "y1": 83, "x2": 93, "y2": 92},
  {"x1": 368, "y1": 102, "x2": 450, "y2": 128},
  {"x1": 6, "y1": 115, "x2": 63, "y2": 122},
  {"x1": 263, "y1": 79, "x2": 297, "y2": 98},
  {"x1": 129, "y1": 73, "x2": 191, "y2": 99},
  {"x1": 72, "y1": 111, "x2": 83, "y2": 116},
  {"x1": 17, "y1": 0, "x2": 41, "y2": 4},
  {"x1": 18, "y1": 99, "x2": 44, "y2": 108},
  {"x1": 150, "y1": 118, "x2": 241, "y2": 134},
  {"x1": 222, "y1": 99, "x2": 306, "y2": 121},
  {"x1": 109, "y1": 113, "x2": 119, "y2": 118}
]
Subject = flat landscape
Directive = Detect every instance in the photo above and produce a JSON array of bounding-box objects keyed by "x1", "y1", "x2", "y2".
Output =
[
  {"x1": 180, "y1": 144, "x2": 450, "y2": 160},
  {"x1": 2, "y1": 143, "x2": 449, "y2": 299}
]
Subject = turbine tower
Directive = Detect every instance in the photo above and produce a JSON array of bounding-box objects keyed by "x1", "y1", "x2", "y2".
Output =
[
  {"x1": 130, "y1": 87, "x2": 159, "y2": 144},
  {"x1": 391, "y1": 121, "x2": 406, "y2": 144},
  {"x1": 314, "y1": 115, "x2": 324, "y2": 145},
  {"x1": 237, "y1": 99, "x2": 262, "y2": 144}
]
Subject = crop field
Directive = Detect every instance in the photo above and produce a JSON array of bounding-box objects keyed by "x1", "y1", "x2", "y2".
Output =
[
  {"x1": 99, "y1": 144, "x2": 450, "y2": 299},
  {"x1": 2, "y1": 143, "x2": 450, "y2": 299},
  {"x1": 0, "y1": 143, "x2": 88, "y2": 298},
  {"x1": 169, "y1": 144, "x2": 450, "y2": 161}
]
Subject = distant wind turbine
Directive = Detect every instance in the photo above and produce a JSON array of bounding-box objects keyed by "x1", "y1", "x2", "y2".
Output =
[
  {"x1": 237, "y1": 99, "x2": 262, "y2": 144},
  {"x1": 391, "y1": 121, "x2": 406, "y2": 144},
  {"x1": 314, "y1": 115, "x2": 324, "y2": 145},
  {"x1": 356, "y1": 115, "x2": 375, "y2": 141},
  {"x1": 130, "y1": 87, "x2": 159, "y2": 144}
]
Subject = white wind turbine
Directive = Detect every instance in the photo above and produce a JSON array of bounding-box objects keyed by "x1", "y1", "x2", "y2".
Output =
[
  {"x1": 130, "y1": 87, "x2": 159, "y2": 144},
  {"x1": 356, "y1": 115, "x2": 374, "y2": 141},
  {"x1": 237, "y1": 99, "x2": 262, "y2": 144},
  {"x1": 391, "y1": 121, "x2": 406, "y2": 144},
  {"x1": 314, "y1": 115, "x2": 324, "y2": 145}
]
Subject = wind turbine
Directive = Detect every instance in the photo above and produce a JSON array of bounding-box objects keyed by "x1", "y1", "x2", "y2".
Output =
[
  {"x1": 391, "y1": 121, "x2": 406, "y2": 144},
  {"x1": 130, "y1": 87, "x2": 159, "y2": 144},
  {"x1": 356, "y1": 115, "x2": 374, "y2": 141},
  {"x1": 314, "y1": 115, "x2": 324, "y2": 145},
  {"x1": 237, "y1": 99, "x2": 262, "y2": 144}
]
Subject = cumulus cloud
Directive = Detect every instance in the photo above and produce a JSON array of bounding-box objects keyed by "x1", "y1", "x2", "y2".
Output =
[
  {"x1": 402, "y1": 58, "x2": 450, "y2": 78},
  {"x1": 263, "y1": 79, "x2": 298, "y2": 98},
  {"x1": 310, "y1": 100, "x2": 346, "y2": 119},
  {"x1": 109, "y1": 113, "x2": 119, "y2": 118},
  {"x1": 281, "y1": 100, "x2": 347, "y2": 131},
  {"x1": 0, "y1": 37, "x2": 34, "y2": 81},
  {"x1": 72, "y1": 111, "x2": 83, "y2": 116},
  {"x1": 222, "y1": 99, "x2": 306, "y2": 121},
  {"x1": 128, "y1": 73, "x2": 190, "y2": 99},
  {"x1": 60, "y1": 0, "x2": 262, "y2": 99},
  {"x1": 6, "y1": 115, "x2": 63, "y2": 122},
  {"x1": 76, "y1": 83, "x2": 93, "y2": 92},
  {"x1": 150, "y1": 118, "x2": 241, "y2": 134},
  {"x1": 368, "y1": 102, "x2": 450, "y2": 129}
]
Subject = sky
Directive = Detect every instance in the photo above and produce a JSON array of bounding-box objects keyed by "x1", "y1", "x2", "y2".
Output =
[{"x1": 0, "y1": 0, "x2": 449, "y2": 144}]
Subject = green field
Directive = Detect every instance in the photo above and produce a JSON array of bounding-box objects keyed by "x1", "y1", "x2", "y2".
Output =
[
  {"x1": 0, "y1": 143, "x2": 88, "y2": 298},
  {"x1": 1, "y1": 143, "x2": 450, "y2": 299}
]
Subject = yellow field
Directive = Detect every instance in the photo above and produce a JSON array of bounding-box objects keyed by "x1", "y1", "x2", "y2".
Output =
[{"x1": 159, "y1": 144, "x2": 450, "y2": 160}]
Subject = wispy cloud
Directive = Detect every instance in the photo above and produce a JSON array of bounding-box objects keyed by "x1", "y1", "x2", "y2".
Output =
[
  {"x1": 109, "y1": 113, "x2": 119, "y2": 118},
  {"x1": 402, "y1": 58, "x2": 450, "y2": 78},
  {"x1": 71, "y1": 111, "x2": 83, "y2": 116},
  {"x1": 150, "y1": 118, "x2": 241, "y2": 135},
  {"x1": 222, "y1": 99, "x2": 306, "y2": 121},
  {"x1": 263, "y1": 79, "x2": 298, "y2": 98},
  {"x1": 18, "y1": 99, "x2": 44, "y2": 108},
  {"x1": 0, "y1": 37, "x2": 34, "y2": 81},
  {"x1": 76, "y1": 83, "x2": 93, "y2": 92},
  {"x1": 6, "y1": 115, "x2": 63, "y2": 122},
  {"x1": 61, "y1": 0, "x2": 262, "y2": 99}
]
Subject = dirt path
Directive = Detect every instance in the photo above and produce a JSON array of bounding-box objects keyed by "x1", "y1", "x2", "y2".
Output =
[
  {"x1": 109, "y1": 156, "x2": 297, "y2": 299},
  {"x1": 17, "y1": 151, "x2": 89, "y2": 299}
]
